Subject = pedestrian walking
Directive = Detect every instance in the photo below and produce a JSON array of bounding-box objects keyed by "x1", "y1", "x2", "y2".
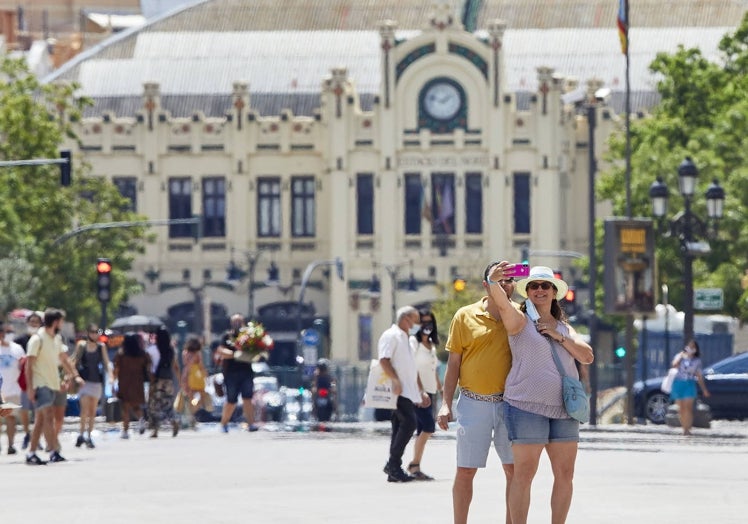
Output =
[
  {"x1": 436, "y1": 261, "x2": 516, "y2": 524},
  {"x1": 13, "y1": 311, "x2": 43, "y2": 450},
  {"x1": 407, "y1": 308, "x2": 442, "y2": 481},
  {"x1": 72, "y1": 324, "x2": 112, "y2": 448},
  {"x1": 0, "y1": 323, "x2": 25, "y2": 454},
  {"x1": 25, "y1": 308, "x2": 83, "y2": 465},
  {"x1": 670, "y1": 339, "x2": 710, "y2": 436},
  {"x1": 147, "y1": 326, "x2": 180, "y2": 438},
  {"x1": 378, "y1": 305, "x2": 430, "y2": 483},
  {"x1": 113, "y1": 333, "x2": 151, "y2": 439},
  {"x1": 178, "y1": 335, "x2": 209, "y2": 428},
  {"x1": 216, "y1": 314, "x2": 257, "y2": 432}
]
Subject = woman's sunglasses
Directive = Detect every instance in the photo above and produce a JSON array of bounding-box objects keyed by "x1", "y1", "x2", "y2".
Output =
[{"x1": 526, "y1": 281, "x2": 555, "y2": 291}]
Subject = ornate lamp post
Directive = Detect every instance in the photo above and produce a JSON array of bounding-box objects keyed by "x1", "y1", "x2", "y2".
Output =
[{"x1": 649, "y1": 157, "x2": 725, "y2": 342}]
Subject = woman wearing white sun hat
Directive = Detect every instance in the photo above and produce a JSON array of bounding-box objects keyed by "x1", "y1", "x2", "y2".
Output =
[{"x1": 485, "y1": 263, "x2": 594, "y2": 524}]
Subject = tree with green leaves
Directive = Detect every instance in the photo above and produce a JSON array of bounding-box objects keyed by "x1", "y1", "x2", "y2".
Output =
[
  {"x1": 598, "y1": 13, "x2": 748, "y2": 325},
  {"x1": 0, "y1": 56, "x2": 148, "y2": 329}
]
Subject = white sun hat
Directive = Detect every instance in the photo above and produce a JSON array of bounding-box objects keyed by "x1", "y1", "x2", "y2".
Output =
[{"x1": 516, "y1": 266, "x2": 569, "y2": 301}]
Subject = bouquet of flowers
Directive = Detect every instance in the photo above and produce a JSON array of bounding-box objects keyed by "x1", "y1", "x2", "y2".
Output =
[{"x1": 231, "y1": 321, "x2": 274, "y2": 363}]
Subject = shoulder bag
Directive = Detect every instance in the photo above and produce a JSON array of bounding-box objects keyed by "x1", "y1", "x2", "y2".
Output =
[{"x1": 548, "y1": 336, "x2": 590, "y2": 424}]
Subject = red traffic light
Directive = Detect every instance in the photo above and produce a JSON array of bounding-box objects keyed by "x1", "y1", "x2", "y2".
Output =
[
  {"x1": 565, "y1": 288, "x2": 576, "y2": 302},
  {"x1": 96, "y1": 260, "x2": 112, "y2": 274}
]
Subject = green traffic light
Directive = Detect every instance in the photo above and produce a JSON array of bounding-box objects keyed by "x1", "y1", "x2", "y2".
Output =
[{"x1": 615, "y1": 346, "x2": 626, "y2": 358}]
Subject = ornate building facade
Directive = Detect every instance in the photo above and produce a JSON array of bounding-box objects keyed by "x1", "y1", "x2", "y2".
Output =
[{"x1": 47, "y1": 1, "x2": 736, "y2": 363}]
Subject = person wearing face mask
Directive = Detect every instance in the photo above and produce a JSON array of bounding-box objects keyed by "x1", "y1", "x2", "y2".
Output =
[
  {"x1": 25, "y1": 308, "x2": 84, "y2": 465},
  {"x1": 378, "y1": 305, "x2": 430, "y2": 482},
  {"x1": 670, "y1": 339, "x2": 710, "y2": 436},
  {"x1": 406, "y1": 308, "x2": 442, "y2": 480}
]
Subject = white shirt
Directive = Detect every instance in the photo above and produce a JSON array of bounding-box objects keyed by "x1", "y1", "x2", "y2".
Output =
[
  {"x1": 377, "y1": 324, "x2": 420, "y2": 403},
  {"x1": 0, "y1": 340, "x2": 25, "y2": 398},
  {"x1": 145, "y1": 344, "x2": 160, "y2": 373},
  {"x1": 412, "y1": 337, "x2": 439, "y2": 394}
]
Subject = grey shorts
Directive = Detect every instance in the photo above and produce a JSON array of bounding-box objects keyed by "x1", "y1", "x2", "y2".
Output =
[
  {"x1": 34, "y1": 387, "x2": 56, "y2": 410},
  {"x1": 78, "y1": 382, "x2": 103, "y2": 400},
  {"x1": 455, "y1": 393, "x2": 514, "y2": 467},
  {"x1": 53, "y1": 389, "x2": 67, "y2": 407},
  {"x1": 21, "y1": 391, "x2": 33, "y2": 410}
]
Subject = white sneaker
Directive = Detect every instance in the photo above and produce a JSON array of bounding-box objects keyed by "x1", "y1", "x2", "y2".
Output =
[
  {"x1": 120, "y1": 430, "x2": 129, "y2": 439},
  {"x1": 138, "y1": 418, "x2": 146, "y2": 435}
]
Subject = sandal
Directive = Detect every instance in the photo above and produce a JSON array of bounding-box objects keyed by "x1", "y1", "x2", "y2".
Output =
[{"x1": 408, "y1": 463, "x2": 434, "y2": 481}]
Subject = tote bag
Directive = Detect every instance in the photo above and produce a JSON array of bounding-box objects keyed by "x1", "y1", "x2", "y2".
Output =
[
  {"x1": 660, "y1": 368, "x2": 678, "y2": 394},
  {"x1": 363, "y1": 359, "x2": 398, "y2": 410}
]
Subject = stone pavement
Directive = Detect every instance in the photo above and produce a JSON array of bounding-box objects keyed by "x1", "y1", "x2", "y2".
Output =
[{"x1": 1, "y1": 420, "x2": 747, "y2": 523}]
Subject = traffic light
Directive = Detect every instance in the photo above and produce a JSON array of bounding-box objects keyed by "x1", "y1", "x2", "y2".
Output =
[
  {"x1": 615, "y1": 346, "x2": 627, "y2": 359},
  {"x1": 453, "y1": 278, "x2": 467, "y2": 292},
  {"x1": 60, "y1": 150, "x2": 72, "y2": 187},
  {"x1": 96, "y1": 258, "x2": 112, "y2": 303},
  {"x1": 564, "y1": 286, "x2": 577, "y2": 317}
]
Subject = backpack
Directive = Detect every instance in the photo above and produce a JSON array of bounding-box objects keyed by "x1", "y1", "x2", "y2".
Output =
[{"x1": 17, "y1": 356, "x2": 28, "y2": 392}]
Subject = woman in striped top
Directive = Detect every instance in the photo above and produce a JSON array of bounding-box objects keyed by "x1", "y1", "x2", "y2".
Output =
[{"x1": 488, "y1": 264, "x2": 594, "y2": 524}]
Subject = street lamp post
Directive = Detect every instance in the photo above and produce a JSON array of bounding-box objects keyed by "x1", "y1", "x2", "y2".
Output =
[
  {"x1": 649, "y1": 157, "x2": 725, "y2": 342},
  {"x1": 370, "y1": 261, "x2": 417, "y2": 323},
  {"x1": 226, "y1": 248, "x2": 267, "y2": 320}
]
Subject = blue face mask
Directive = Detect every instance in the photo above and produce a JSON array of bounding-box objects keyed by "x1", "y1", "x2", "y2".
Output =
[{"x1": 409, "y1": 323, "x2": 421, "y2": 336}]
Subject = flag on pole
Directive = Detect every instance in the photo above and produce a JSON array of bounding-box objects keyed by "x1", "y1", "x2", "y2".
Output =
[{"x1": 617, "y1": 0, "x2": 628, "y2": 55}]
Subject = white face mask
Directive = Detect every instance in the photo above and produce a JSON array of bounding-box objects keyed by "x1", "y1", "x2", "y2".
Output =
[
  {"x1": 409, "y1": 323, "x2": 421, "y2": 336},
  {"x1": 422, "y1": 328, "x2": 433, "y2": 335}
]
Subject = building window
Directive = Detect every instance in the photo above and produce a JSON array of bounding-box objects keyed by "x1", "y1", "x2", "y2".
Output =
[
  {"x1": 357, "y1": 173, "x2": 374, "y2": 235},
  {"x1": 431, "y1": 173, "x2": 455, "y2": 234},
  {"x1": 291, "y1": 176, "x2": 315, "y2": 237},
  {"x1": 113, "y1": 176, "x2": 137, "y2": 211},
  {"x1": 514, "y1": 172, "x2": 531, "y2": 234},
  {"x1": 168, "y1": 177, "x2": 192, "y2": 238},
  {"x1": 404, "y1": 173, "x2": 422, "y2": 235},
  {"x1": 202, "y1": 177, "x2": 225, "y2": 237},
  {"x1": 358, "y1": 314, "x2": 372, "y2": 361},
  {"x1": 257, "y1": 177, "x2": 281, "y2": 237},
  {"x1": 465, "y1": 173, "x2": 482, "y2": 234}
]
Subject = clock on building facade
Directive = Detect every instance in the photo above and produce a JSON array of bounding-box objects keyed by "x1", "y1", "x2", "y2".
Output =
[{"x1": 418, "y1": 77, "x2": 467, "y2": 133}]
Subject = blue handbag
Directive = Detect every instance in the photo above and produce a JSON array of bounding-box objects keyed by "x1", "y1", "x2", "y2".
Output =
[{"x1": 548, "y1": 337, "x2": 590, "y2": 424}]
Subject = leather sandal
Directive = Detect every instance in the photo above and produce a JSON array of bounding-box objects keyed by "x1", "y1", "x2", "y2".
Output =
[{"x1": 408, "y1": 463, "x2": 434, "y2": 481}]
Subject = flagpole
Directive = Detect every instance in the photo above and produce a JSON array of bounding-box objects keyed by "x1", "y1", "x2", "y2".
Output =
[{"x1": 624, "y1": 0, "x2": 631, "y2": 219}]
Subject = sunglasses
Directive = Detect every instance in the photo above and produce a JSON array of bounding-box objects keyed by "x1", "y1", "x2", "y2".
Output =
[
  {"x1": 499, "y1": 278, "x2": 515, "y2": 284},
  {"x1": 527, "y1": 281, "x2": 555, "y2": 291}
]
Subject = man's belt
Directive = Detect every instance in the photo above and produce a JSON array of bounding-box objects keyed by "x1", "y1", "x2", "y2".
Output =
[{"x1": 461, "y1": 389, "x2": 504, "y2": 403}]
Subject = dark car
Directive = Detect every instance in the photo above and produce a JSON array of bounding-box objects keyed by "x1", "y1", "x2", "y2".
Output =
[{"x1": 633, "y1": 351, "x2": 748, "y2": 424}]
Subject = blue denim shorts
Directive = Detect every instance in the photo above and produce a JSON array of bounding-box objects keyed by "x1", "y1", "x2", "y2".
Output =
[
  {"x1": 33, "y1": 386, "x2": 56, "y2": 410},
  {"x1": 670, "y1": 378, "x2": 697, "y2": 400},
  {"x1": 455, "y1": 393, "x2": 513, "y2": 467},
  {"x1": 503, "y1": 402, "x2": 579, "y2": 445}
]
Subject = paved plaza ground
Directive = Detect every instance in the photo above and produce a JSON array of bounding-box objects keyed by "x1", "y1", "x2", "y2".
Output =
[{"x1": 1, "y1": 420, "x2": 747, "y2": 523}]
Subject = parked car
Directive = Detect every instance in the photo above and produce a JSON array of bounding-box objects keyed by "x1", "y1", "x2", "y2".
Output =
[{"x1": 633, "y1": 351, "x2": 748, "y2": 424}]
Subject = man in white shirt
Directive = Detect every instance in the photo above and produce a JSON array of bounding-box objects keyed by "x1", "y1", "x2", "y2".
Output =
[
  {"x1": 0, "y1": 323, "x2": 25, "y2": 454},
  {"x1": 378, "y1": 305, "x2": 430, "y2": 482}
]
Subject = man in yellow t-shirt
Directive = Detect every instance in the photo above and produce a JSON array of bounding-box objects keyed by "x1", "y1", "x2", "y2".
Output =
[
  {"x1": 437, "y1": 261, "x2": 517, "y2": 524},
  {"x1": 25, "y1": 308, "x2": 83, "y2": 465}
]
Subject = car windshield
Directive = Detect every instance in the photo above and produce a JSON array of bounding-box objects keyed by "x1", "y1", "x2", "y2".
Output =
[{"x1": 707, "y1": 354, "x2": 748, "y2": 375}]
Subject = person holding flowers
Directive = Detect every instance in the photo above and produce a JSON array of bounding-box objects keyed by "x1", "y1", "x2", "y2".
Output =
[{"x1": 216, "y1": 314, "x2": 273, "y2": 432}]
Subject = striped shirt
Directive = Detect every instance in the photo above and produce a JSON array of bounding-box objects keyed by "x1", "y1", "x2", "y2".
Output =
[{"x1": 505, "y1": 315, "x2": 578, "y2": 419}]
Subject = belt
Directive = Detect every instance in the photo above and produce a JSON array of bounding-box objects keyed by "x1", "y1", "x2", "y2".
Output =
[{"x1": 461, "y1": 389, "x2": 504, "y2": 403}]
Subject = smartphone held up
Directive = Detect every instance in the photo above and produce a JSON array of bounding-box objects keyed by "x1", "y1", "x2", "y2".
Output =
[{"x1": 505, "y1": 263, "x2": 530, "y2": 278}]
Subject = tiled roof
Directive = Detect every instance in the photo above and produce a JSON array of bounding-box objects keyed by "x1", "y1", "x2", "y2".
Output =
[{"x1": 44, "y1": 0, "x2": 745, "y2": 117}]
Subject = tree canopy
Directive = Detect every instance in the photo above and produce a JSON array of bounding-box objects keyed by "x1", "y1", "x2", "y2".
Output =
[
  {"x1": 0, "y1": 56, "x2": 148, "y2": 329},
  {"x1": 598, "y1": 13, "x2": 748, "y2": 324}
]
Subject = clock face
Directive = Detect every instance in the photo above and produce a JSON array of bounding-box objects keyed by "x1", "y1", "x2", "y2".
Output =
[{"x1": 423, "y1": 82, "x2": 462, "y2": 120}]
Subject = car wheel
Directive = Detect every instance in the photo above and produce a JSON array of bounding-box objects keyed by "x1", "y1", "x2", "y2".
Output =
[{"x1": 645, "y1": 391, "x2": 671, "y2": 424}]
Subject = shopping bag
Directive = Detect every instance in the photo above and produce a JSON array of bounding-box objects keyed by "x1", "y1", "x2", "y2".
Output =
[
  {"x1": 660, "y1": 368, "x2": 678, "y2": 394},
  {"x1": 363, "y1": 359, "x2": 398, "y2": 410}
]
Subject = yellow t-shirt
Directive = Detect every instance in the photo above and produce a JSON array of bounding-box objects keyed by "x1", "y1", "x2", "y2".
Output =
[
  {"x1": 445, "y1": 298, "x2": 513, "y2": 395},
  {"x1": 26, "y1": 329, "x2": 63, "y2": 390}
]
